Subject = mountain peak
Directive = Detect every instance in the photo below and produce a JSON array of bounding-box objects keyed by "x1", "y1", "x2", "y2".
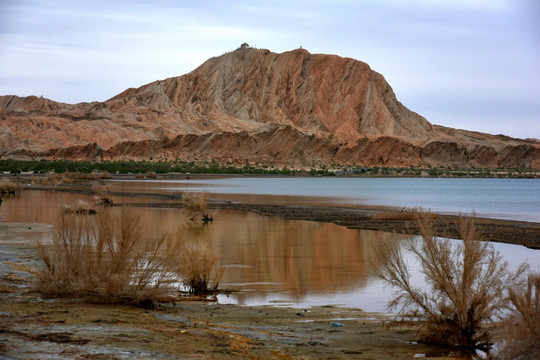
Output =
[{"x1": 1, "y1": 49, "x2": 539, "y2": 168}]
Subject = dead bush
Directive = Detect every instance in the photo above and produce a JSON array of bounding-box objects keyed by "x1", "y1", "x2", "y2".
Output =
[
  {"x1": 36, "y1": 208, "x2": 173, "y2": 306},
  {"x1": 373, "y1": 213, "x2": 528, "y2": 352},
  {"x1": 92, "y1": 184, "x2": 113, "y2": 206},
  {"x1": 182, "y1": 192, "x2": 212, "y2": 222},
  {"x1": 62, "y1": 200, "x2": 97, "y2": 215},
  {"x1": 497, "y1": 272, "x2": 540, "y2": 359},
  {"x1": 165, "y1": 224, "x2": 222, "y2": 295},
  {"x1": 0, "y1": 179, "x2": 22, "y2": 195}
]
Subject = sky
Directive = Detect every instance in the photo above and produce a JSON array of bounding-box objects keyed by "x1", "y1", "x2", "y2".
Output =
[{"x1": 1, "y1": 0, "x2": 539, "y2": 139}]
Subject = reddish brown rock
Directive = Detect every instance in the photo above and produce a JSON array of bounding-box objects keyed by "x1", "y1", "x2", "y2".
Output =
[{"x1": 1, "y1": 48, "x2": 539, "y2": 168}]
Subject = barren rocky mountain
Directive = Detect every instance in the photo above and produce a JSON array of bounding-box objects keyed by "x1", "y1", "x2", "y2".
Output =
[{"x1": 1, "y1": 47, "x2": 539, "y2": 168}]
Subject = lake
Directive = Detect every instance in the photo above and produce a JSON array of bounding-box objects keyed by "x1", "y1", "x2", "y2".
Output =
[
  {"x1": 1, "y1": 177, "x2": 539, "y2": 313},
  {"x1": 113, "y1": 177, "x2": 540, "y2": 222}
]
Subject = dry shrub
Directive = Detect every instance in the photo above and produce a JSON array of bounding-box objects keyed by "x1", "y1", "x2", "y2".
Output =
[
  {"x1": 31, "y1": 174, "x2": 57, "y2": 186},
  {"x1": 92, "y1": 184, "x2": 114, "y2": 206},
  {"x1": 182, "y1": 192, "x2": 212, "y2": 222},
  {"x1": 61, "y1": 171, "x2": 76, "y2": 184},
  {"x1": 373, "y1": 213, "x2": 528, "y2": 352},
  {"x1": 0, "y1": 179, "x2": 22, "y2": 194},
  {"x1": 98, "y1": 171, "x2": 113, "y2": 179},
  {"x1": 31, "y1": 172, "x2": 74, "y2": 186},
  {"x1": 497, "y1": 272, "x2": 540, "y2": 359},
  {"x1": 62, "y1": 200, "x2": 97, "y2": 215},
  {"x1": 36, "y1": 208, "x2": 172, "y2": 306},
  {"x1": 165, "y1": 224, "x2": 222, "y2": 295},
  {"x1": 32, "y1": 172, "x2": 112, "y2": 186}
]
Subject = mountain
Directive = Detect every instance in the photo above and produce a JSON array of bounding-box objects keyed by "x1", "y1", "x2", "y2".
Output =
[{"x1": 1, "y1": 47, "x2": 539, "y2": 168}]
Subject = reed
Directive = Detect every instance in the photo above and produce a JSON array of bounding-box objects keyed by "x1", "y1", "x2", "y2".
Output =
[{"x1": 62, "y1": 200, "x2": 97, "y2": 215}]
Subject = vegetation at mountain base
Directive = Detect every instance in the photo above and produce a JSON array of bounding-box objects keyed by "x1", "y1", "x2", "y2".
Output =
[{"x1": 1, "y1": 159, "x2": 539, "y2": 178}]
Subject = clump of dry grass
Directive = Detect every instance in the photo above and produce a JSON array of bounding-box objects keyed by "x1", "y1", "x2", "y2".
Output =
[
  {"x1": 62, "y1": 200, "x2": 97, "y2": 215},
  {"x1": 92, "y1": 184, "x2": 114, "y2": 206},
  {"x1": 497, "y1": 272, "x2": 540, "y2": 359},
  {"x1": 165, "y1": 223, "x2": 222, "y2": 295},
  {"x1": 0, "y1": 179, "x2": 22, "y2": 195},
  {"x1": 31, "y1": 172, "x2": 75, "y2": 186},
  {"x1": 36, "y1": 208, "x2": 172, "y2": 306},
  {"x1": 98, "y1": 171, "x2": 113, "y2": 179},
  {"x1": 182, "y1": 192, "x2": 212, "y2": 222},
  {"x1": 373, "y1": 213, "x2": 528, "y2": 352},
  {"x1": 31, "y1": 174, "x2": 55, "y2": 186}
]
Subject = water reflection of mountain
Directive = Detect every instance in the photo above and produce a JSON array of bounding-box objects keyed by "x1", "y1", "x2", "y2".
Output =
[
  {"x1": 206, "y1": 210, "x2": 394, "y2": 298},
  {"x1": 138, "y1": 207, "x2": 393, "y2": 299},
  {"x1": 1, "y1": 190, "x2": 393, "y2": 302}
]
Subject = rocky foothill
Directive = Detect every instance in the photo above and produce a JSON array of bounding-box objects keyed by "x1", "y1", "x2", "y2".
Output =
[{"x1": 1, "y1": 47, "x2": 539, "y2": 168}]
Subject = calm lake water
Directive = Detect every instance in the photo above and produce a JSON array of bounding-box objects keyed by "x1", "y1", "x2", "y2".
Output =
[
  {"x1": 1, "y1": 178, "x2": 539, "y2": 313},
  {"x1": 130, "y1": 177, "x2": 540, "y2": 222}
]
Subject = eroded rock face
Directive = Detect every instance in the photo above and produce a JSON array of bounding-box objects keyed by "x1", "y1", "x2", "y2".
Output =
[{"x1": 1, "y1": 48, "x2": 539, "y2": 168}]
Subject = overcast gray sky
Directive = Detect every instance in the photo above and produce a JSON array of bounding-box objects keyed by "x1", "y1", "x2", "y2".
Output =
[{"x1": 1, "y1": 0, "x2": 539, "y2": 139}]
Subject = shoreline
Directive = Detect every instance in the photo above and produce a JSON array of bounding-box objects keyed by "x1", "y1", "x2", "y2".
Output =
[
  {"x1": 0, "y1": 178, "x2": 535, "y2": 358},
  {"x1": 21, "y1": 180, "x2": 540, "y2": 249},
  {"x1": 0, "y1": 226, "x2": 489, "y2": 360}
]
